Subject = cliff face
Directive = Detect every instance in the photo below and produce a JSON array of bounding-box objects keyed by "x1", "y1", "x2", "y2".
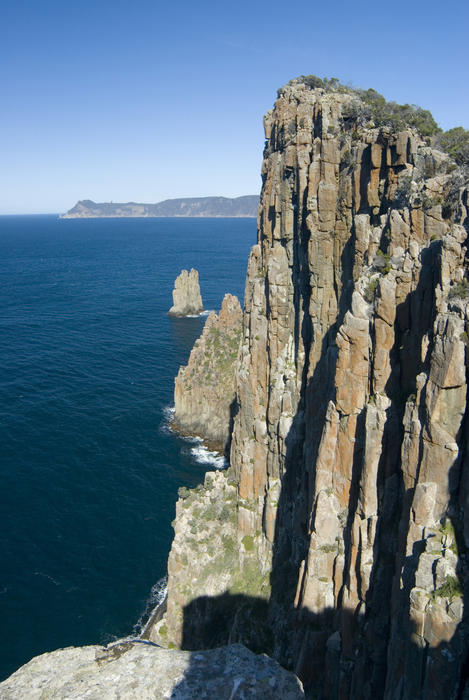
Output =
[
  {"x1": 173, "y1": 294, "x2": 242, "y2": 447},
  {"x1": 168, "y1": 268, "x2": 204, "y2": 317},
  {"x1": 163, "y1": 82, "x2": 469, "y2": 697}
]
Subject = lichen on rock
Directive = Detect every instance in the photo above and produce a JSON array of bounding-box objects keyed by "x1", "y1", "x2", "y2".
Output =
[
  {"x1": 150, "y1": 469, "x2": 273, "y2": 656},
  {"x1": 0, "y1": 641, "x2": 304, "y2": 699}
]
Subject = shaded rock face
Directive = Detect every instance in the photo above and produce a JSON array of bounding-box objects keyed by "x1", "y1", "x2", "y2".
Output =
[
  {"x1": 173, "y1": 294, "x2": 242, "y2": 448},
  {"x1": 157, "y1": 470, "x2": 239, "y2": 648},
  {"x1": 165, "y1": 82, "x2": 469, "y2": 698},
  {"x1": 0, "y1": 641, "x2": 304, "y2": 699},
  {"x1": 168, "y1": 268, "x2": 204, "y2": 317}
]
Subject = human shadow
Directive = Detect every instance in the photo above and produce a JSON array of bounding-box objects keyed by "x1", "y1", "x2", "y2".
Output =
[
  {"x1": 176, "y1": 592, "x2": 272, "y2": 655},
  {"x1": 169, "y1": 595, "x2": 345, "y2": 699}
]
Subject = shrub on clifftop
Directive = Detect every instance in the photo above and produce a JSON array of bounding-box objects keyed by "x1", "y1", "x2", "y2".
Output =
[
  {"x1": 283, "y1": 74, "x2": 469, "y2": 160},
  {"x1": 434, "y1": 127, "x2": 469, "y2": 166}
]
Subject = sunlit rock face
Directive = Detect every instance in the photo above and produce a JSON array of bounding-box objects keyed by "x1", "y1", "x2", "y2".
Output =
[
  {"x1": 0, "y1": 641, "x2": 305, "y2": 699},
  {"x1": 164, "y1": 80, "x2": 469, "y2": 698},
  {"x1": 168, "y1": 268, "x2": 204, "y2": 317},
  {"x1": 173, "y1": 293, "x2": 242, "y2": 448}
]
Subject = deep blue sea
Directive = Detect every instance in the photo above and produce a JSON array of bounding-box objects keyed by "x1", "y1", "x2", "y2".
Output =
[{"x1": 0, "y1": 214, "x2": 256, "y2": 681}]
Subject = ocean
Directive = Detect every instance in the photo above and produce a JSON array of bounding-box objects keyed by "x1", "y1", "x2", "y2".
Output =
[{"x1": 0, "y1": 214, "x2": 256, "y2": 680}]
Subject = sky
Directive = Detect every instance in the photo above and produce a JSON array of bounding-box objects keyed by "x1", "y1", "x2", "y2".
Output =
[{"x1": 2, "y1": 0, "x2": 468, "y2": 214}]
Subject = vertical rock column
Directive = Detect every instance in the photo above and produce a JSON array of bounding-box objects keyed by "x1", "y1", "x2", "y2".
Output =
[
  {"x1": 163, "y1": 80, "x2": 469, "y2": 699},
  {"x1": 229, "y1": 83, "x2": 469, "y2": 697},
  {"x1": 168, "y1": 268, "x2": 204, "y2": 317}
]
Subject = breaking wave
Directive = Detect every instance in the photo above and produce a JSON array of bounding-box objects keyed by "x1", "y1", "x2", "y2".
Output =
[
  {"x1": 190, "y1": 443, "x2": 227, "y2": 469},
  {"x1": 183, "y1": 309, "x2": 211, "y2": 318},
  {"x1": 132, "y1": 576, "x2": 168, "y2": 637},
  {"x1": 161, "y1": 406, "x2": 227, "y2": 469}
]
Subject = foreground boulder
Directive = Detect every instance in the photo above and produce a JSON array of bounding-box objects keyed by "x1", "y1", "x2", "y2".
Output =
[
  {"x1": 0, "y1": 641, "x2": 304, "y2": 699},
  {"x1": 168, "y1": 268, "x2": 204, "y2": 317}
]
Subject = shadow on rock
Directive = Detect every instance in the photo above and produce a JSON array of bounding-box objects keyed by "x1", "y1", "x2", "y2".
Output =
[{"x1": 170, "y1": 596, "x2": 303, "y2": 699}]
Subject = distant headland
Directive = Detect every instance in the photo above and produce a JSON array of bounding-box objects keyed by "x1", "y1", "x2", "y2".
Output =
[{"x1": 60, "y1": 196, "x2": 258, "y2": 219}]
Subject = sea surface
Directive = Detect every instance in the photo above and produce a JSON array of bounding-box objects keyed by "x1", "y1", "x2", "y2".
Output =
[{"x1": 0, "y1": 215, "x2": 256, "y2": 680}]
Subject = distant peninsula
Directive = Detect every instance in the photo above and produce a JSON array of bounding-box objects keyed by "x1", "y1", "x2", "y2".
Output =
[{"x1": 60, "y1": 196, "x2": 258, "y2": 219}]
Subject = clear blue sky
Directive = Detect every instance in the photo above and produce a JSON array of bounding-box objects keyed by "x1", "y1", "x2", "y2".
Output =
[{"x1": 2, "y1": 0, "x2": 468, "y2": 214}]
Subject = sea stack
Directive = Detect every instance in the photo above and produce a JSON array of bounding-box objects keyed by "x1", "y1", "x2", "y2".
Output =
[{"x1": 168, "y1": 268, "x2": 204, "y2": 317}]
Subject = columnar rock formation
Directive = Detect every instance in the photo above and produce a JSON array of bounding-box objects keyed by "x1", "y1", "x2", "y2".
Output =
[
  {"x1": 161, "y1": 80, "x2": 469, "y2": 698},
  {"x1": 4, "y1": 78, "x2": 469, "y2": 698},
  {"x1": 173, "y1": 294, "x2": 242, "y2": 448},
  {"x1": 168, "y1": 268, "x2": 204, "y2": 317}
]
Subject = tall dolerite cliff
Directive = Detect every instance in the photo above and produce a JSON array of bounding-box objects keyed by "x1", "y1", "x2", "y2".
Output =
[{"x1": 161, "y1": 79, "x2": 469, "y2": 698}]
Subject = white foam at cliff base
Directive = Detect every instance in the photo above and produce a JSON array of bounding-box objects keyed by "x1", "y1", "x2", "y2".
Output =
[
  {"x1": 160, "y1": 406, "x2": 175, "y2": 434},
  {"x1": 190, "y1": 444, "x2": 227, "y2": 469},
  {"x1": 184, "y1": 435, "x2": 203, "y2": 444},
  {"x1": 161, "y1": 405, "x2": 227, "y2": 468},
  {"x1": 132, "y1": 576, "x2": 168, "y2": 637},
  {"x1": 183, "y1": 309, "x2": 211, "y2": 318},
  {"x1": 162, "y1": 405, "x2": 175, "y2": 421},
  {"x1": 148, "y1": 576, "x2": 168, "y2": 607}
]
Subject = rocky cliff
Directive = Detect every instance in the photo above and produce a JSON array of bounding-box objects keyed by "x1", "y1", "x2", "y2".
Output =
[
  {"x1": 160, "y1": 79, "x2": 469, "y2": 698},
  {"x1": 173, "y1": 294, "x2": 242, "y2": 448},
  {"x1": 168, "y1": 268, "x2": 204, "y2": 317},
  {"x1": 5, "y1": 77, "x2": 469, "y2": 698}
]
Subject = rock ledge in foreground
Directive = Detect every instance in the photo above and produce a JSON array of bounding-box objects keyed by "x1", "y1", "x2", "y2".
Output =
[{"x1": 0, "y1": 641, "x2": 305, "y2": 699}]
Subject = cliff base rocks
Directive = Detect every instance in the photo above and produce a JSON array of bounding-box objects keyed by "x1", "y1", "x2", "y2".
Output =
[
  {"x1": 0, "y1": 641, "x2": 304, "y2": 699},
  {"x1": 168, "y1": 269, "x2": 204, "y2": 317}
]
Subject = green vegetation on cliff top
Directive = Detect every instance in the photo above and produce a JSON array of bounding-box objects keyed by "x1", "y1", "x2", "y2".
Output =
[{"x1": 282, "y1": 75, "x2": 469, "y2": 165}]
